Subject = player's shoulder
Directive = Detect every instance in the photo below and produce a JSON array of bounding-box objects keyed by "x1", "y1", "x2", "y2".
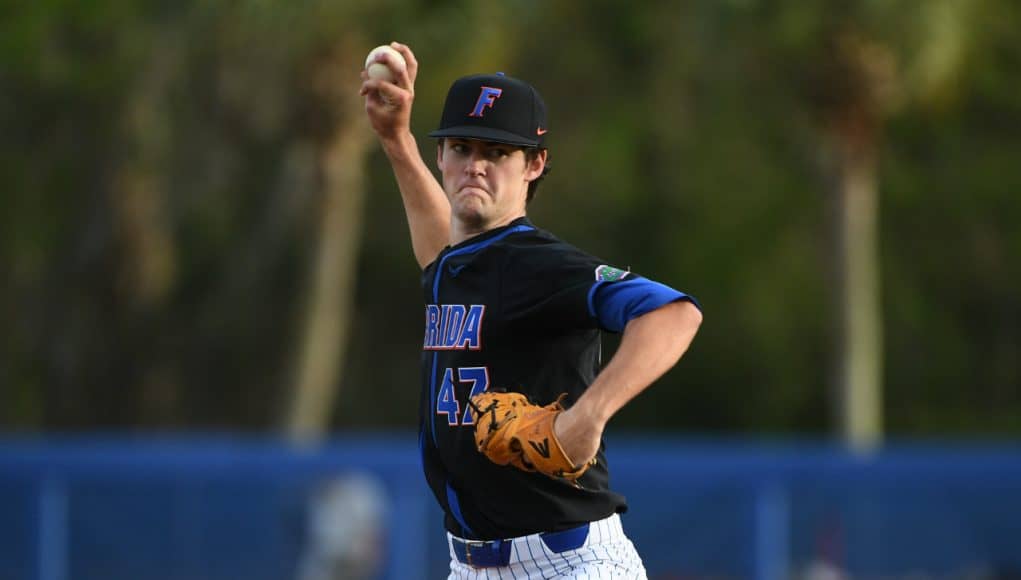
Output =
[
  {"x1": 496, "y1": 221, "x2": 606, "y2": 276},
  {"x1": 498, "y1": 222, "x2": 588, "y2": 252},
  {"x1": 492, "y1": 218, "x2": 587, "y2": 252}
]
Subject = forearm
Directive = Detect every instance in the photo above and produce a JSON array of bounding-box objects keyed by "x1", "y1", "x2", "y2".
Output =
[
  {"x1": 576, "y1": 300, "x2": 702, "y2": 425},
  {"x1": 381, "y1": 132, "x2": 451, "y2": 268},
  {"x1": 360, "y1": 44, "x2": 448, "y2": 269}
]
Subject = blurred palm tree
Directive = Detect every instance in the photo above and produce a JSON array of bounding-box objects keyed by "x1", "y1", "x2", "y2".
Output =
[
  {"x1": 286, "y1": 37, "x2": 373, "y2": 442},
  {"x1": 769, "y1": 0, "x2": 981, "y2": 449}
]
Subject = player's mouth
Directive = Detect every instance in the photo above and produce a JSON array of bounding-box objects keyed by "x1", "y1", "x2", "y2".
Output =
[{"x1": 457, "y1": 183, "x2": 490, "y2": 197}]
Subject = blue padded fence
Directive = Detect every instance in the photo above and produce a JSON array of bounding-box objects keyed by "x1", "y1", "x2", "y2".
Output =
[{"x1": 1, "y1": 436, "x2": 1020, "y2": 579}]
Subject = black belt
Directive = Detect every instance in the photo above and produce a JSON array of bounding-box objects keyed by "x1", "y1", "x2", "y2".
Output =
[{"x1": 451, "y1": 522, "x2": 590, "y2": 568}]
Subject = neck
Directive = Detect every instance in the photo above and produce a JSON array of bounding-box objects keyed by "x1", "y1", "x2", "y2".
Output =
[{"x1": 450, "y1": 212, "x2": 526, "y2": 245}]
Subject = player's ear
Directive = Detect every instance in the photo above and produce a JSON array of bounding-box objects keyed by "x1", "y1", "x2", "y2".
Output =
[
  {"x1": 524, "y1": 148, "x2": 547, "y2": 181},
  {"x1": 436, "y1": 139, "x2": 445, "y2": 168}
]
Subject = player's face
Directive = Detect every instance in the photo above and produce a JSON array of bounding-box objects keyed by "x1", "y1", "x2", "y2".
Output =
[{"x1": 438, "y1": 139, "x2": 546, "y2": 233}]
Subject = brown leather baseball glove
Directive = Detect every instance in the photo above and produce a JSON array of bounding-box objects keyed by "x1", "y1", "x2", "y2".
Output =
[{"x1": 468, "y1": 391, "x2": 593, "y2": 483}]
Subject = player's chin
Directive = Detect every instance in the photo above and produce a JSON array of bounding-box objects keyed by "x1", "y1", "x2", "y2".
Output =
[
  {"x1": 453, "y1": 193, "x2": 485, "y2": 212},
  {"x1": 452, "y1": 202, "x2": 486, "y2": 229}
]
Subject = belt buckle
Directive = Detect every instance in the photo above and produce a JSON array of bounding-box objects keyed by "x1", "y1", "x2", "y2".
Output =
[{"x1": 462, "y1": 539, "x2": 488, "y2": 567}]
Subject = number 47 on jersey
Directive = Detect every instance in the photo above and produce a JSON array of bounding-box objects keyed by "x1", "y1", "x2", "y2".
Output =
[{"x1": 436, "y1": 366, "x2": 489, "y2": 426}]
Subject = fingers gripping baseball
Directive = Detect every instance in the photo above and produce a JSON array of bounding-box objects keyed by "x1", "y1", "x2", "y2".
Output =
[
  {"x1": 469, "y1": 392, "x2": 594, "y2": 483},
  {"x1": 360, "y1": 42, "x2": 417, "y2": 139}
]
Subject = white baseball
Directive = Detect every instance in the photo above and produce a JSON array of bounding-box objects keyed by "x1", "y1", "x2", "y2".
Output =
[{"x1": 365, "y1": 45, "x2": 406, "y2": 83}]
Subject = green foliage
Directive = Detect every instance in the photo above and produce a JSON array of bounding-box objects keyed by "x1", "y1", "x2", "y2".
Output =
[{"x1": 2, "y1": 0, "x2": 1019, "y2": 437}]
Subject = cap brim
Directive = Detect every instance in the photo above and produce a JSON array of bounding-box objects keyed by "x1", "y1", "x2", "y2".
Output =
[{"x1": 428, "y1": 125, "x2": 542, "y2": 148}]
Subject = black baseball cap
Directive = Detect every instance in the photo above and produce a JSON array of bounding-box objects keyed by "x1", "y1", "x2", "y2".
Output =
[{"x1": 429, "y1": 72, "x2": 548, "y2": 148}]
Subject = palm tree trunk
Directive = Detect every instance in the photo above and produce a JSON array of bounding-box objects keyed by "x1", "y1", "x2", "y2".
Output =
[
  {"x1": 831, "y1": 134, "x2": 883, "y2": 452},
  {"x1": 287, "y1": 122, "x2": 372, "y2": 441},
  {"x1": 818, "y1": 31, "x2": 893, "y2": 453},
  {"x1": 286, "y1": 41, "x2": 373, "y2": 442}
]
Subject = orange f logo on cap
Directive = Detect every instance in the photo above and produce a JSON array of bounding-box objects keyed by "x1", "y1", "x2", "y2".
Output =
[{"x1": 469, "y1": 86, "x2": 503, "y2": 118}]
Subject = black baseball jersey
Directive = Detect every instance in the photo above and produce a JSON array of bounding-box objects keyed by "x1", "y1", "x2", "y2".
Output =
[{"x1": 418, "y1": 217, "x2": 692, "y2": 541}]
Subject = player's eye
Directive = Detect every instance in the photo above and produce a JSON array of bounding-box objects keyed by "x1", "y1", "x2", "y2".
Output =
[
  {"x1": 485, "y1": 148, "x2": 510, "y2": 160},
  {"x1": 451, "y1": 143, "x2": 469, "y2": 155}
]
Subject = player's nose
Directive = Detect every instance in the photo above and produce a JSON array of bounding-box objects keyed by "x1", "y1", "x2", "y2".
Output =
[{"x1": 464, "y1": 156, "x2": 487, "y2": 176}]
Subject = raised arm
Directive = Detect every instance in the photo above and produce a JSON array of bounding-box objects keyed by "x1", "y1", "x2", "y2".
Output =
[{"x1": 360, "y1": 43, "x2": 450, "y2": 269}]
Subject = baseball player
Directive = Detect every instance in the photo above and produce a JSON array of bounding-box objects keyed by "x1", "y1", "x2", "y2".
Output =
[{"x1": 360, "y1": 42, "x2": 702, "y2": 579}]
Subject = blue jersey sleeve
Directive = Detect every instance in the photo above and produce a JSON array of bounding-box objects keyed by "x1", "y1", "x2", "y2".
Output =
[{"x1": 587, "y1": 277, "x2": 701, "y2": 333}]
